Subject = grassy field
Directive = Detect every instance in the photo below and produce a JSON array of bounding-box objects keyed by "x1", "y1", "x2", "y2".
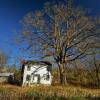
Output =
[{"x1": 0, "y1": 84, "x2": 100, "y2": 100}]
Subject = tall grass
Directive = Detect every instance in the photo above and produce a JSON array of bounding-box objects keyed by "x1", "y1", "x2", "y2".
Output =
[{"x1": 0, "y1": 84, "x2": 100, "y2": 100}]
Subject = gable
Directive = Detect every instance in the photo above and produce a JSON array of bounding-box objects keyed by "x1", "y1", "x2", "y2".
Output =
[{"x1": 22, "y1": 60, "x2": 52, "y2": 71}]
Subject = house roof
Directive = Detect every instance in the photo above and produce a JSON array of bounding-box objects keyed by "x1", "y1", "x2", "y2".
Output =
[
  {"x1": 22, "y1": 60, "x2": 52, "y2": 66},
  {"x1": 0, "y1": 73, "x2": 13, "y2": 77}
]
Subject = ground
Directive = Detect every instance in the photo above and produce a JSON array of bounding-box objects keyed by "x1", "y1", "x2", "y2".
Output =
[{"x1": 0, "y1": 84, "x2": 100, "y2": 100}]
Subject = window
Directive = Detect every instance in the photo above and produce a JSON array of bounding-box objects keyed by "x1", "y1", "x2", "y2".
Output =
[
  {"x1": 43, "y1": 74, "x2": 50, "y2": 80},
  {"x1": 27, "y1": 65, "x2": 31, "y2": 71},
  {"x1": 26, "y1": 75, "x2": 31, "y2": 81},
  {"x1": 46, "y1": 74, "x2": 50, "y2": 80}
]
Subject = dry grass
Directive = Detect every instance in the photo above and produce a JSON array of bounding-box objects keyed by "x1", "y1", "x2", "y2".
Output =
[{"x1": 0, "y1": 84, "x2": 100, "y2": 100}]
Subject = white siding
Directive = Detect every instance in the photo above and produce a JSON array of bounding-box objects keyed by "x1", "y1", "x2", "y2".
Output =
[{"x1": 22, "y1": 64, "x2": 52, "y2": 86}]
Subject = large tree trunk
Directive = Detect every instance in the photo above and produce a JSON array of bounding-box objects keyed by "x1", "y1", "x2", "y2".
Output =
[{"x1": 59, "y1": 62, "x2": 67, "y2": 85}]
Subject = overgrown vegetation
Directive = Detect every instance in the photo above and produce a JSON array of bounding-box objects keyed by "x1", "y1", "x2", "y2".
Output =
[
  {"x1": 52, "y1": 67, "x2": 100, "y2": 88},
  {"x1": 0, "y1": 84, "x2": 100, "y2": 100},
  {"x1": 52, "y1": 56, "x2": 100, "y2": 88}
]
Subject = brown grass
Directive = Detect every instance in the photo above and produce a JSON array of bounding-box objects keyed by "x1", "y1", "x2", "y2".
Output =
[{"x1": 0, "y1": 84, "x2": 100, "y2": 99}]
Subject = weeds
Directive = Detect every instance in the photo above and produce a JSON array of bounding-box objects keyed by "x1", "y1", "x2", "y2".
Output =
[{"x1": 0, "y1": 84, "x2": 100, "y2": 100}]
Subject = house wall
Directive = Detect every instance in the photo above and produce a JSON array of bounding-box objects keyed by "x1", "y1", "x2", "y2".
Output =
[{"x1": 22, "y1": 65, "x2": 52, "y2": 86}]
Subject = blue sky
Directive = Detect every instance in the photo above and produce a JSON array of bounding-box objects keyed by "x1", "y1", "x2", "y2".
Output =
[{"x1": 0, "y1": 0, "x2": 100, "y2": 66}]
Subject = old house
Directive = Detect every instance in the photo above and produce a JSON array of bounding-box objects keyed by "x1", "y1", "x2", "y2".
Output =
[
  {"x1": 0, "y1": 73, "x2": 14, "y2": 83},
  {"x1": 21, "y1": 61, "x2": 52, "y2": 86}
]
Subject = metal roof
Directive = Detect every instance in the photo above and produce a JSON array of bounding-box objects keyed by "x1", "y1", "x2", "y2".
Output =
[{"x1": 0, "y1": 73, "x2": 14, "y2": 77}]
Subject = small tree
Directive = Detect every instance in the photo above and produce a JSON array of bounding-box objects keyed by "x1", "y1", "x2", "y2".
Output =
[
  {"x1": 0, "y1": 50, "x2": 8, "y2": 72},
  {"x1": 18, "y1": 0, "x2": 100, "y2": 84}
]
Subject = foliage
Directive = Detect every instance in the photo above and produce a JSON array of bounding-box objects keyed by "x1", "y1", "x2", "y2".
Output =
[
  {"x1": 14, "y1": 69, "x2": 22, "y2": 85},
  {"x1": 52, "y1": 63, "x2": 100, "y2": 88}
]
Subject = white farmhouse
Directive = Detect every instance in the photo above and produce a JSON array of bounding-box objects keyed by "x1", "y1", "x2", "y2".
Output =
[{"x1": 21, "y1": 61, "x2": 52, "y2": 86}]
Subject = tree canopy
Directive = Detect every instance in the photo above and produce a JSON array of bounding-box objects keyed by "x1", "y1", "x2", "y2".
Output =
[{"x1": 18, "y1": 0, "x2": 100, "y2": 84}]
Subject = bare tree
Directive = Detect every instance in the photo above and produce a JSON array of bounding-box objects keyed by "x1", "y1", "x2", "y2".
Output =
[
  {"x1": 87, "y1": 53, "x2": 100, "y2": 86},
  {"x1": 0, "y1": 51, "x2": 7, "y2": 67},
  {"x1": 0, "y1": 50, "x2": 8, "y2": 72},
  {"x1": 18, "y1": 0, "x2": 100, "y2": 84},
  {"x1": 93, "y1": 55, "x2": 100, "y2": 86}
]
